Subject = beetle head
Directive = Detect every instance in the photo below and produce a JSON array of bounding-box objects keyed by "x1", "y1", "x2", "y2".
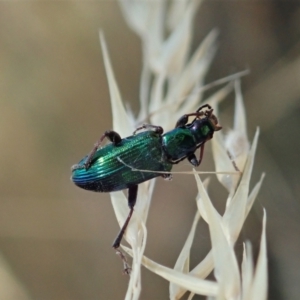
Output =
[{"x1": 206, "y1": 108, "x2": 222, "y2": 132}]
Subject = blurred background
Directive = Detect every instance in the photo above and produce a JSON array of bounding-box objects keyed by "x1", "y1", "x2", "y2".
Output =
[{"x1": 0, "y1": 1, "x2": 300, "y2": 299}]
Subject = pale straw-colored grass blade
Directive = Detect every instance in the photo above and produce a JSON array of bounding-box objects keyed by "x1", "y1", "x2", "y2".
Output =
[
  {"x1": 222, "y1": 128, "x2": 259, "y2": 244},
  {"x1": 245, "y1": 210, "x2": 268, "y2": 300},
  {"x1": 169, "y1": 212, "x2": 201, "y2": 299},
  {"x1": 99, "y1": 31, "x2": 153, "y2": 300},
  {"x1": 122, "y1": 246, "x2": 219, "y2": 297},
  {"x1": 224, "y1": 80, "x2": 250, "y2": 172},
  {"x1": 194, "y1": 172, "x2": 241, "y2": 299},
  {"x1": 241, "y1": 242, "x2": 254, "y2": 299}
]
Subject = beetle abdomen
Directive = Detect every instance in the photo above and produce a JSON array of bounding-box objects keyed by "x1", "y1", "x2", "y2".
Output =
[{"x1": 72, "y1": 131, "x2": 172, "y2": 192}]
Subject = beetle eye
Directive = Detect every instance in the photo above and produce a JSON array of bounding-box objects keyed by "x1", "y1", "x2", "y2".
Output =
[{"x1": 201, "y1": 125, "x2": 210, "y2": 136}]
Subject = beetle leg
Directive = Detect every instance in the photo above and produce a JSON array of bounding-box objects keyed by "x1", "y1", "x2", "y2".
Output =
[
  {"x1": 72, "y1": 130, "x2": 122, "y2": 171},
  {"x1": 188, "y1": 153, "x2": 199, "y2": 167},
  {"x1": 133, "y1": 124, "x2": 163, "y2": 135},
  {"x1": 175, "y1": 111, "x2": 206, "y2": 128},
  {"x1": 196, "y1": 104, "x2": 211, "y2": 112},
  {"x1": 161, "y1": 173, "x2": 173, "y2": 181},
  {"x1": 197, "y1": 143, "x2": 205, "y2": 166},
  {"x1": 188, "y1": 144, "x2": 205, "y2": 167},
  {"x1": 112, "y1": 184, "x2": 138, "y2": 249},
  {"x1": 115, "y1": 249, "x2": 131, "y2": 275},
  {"x1": 175, "y1": 105, "x2": 213, "y2": 128},
  {"x1": 175, "y1": 115, "x2": 189, "y2": 128}
]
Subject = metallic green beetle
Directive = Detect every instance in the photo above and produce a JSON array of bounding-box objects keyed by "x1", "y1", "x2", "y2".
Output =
[{"x1": 71, "y1": 104, "x2": 222, "y2": 248}]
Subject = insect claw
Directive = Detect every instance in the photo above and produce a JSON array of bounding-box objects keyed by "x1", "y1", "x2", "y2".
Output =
[
  {"x1": 115, "y1": 249, "x2": 131, "y2": 275},
  {"x1": 162, "y1": 173, "x2": 173, "y2": 181}
]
